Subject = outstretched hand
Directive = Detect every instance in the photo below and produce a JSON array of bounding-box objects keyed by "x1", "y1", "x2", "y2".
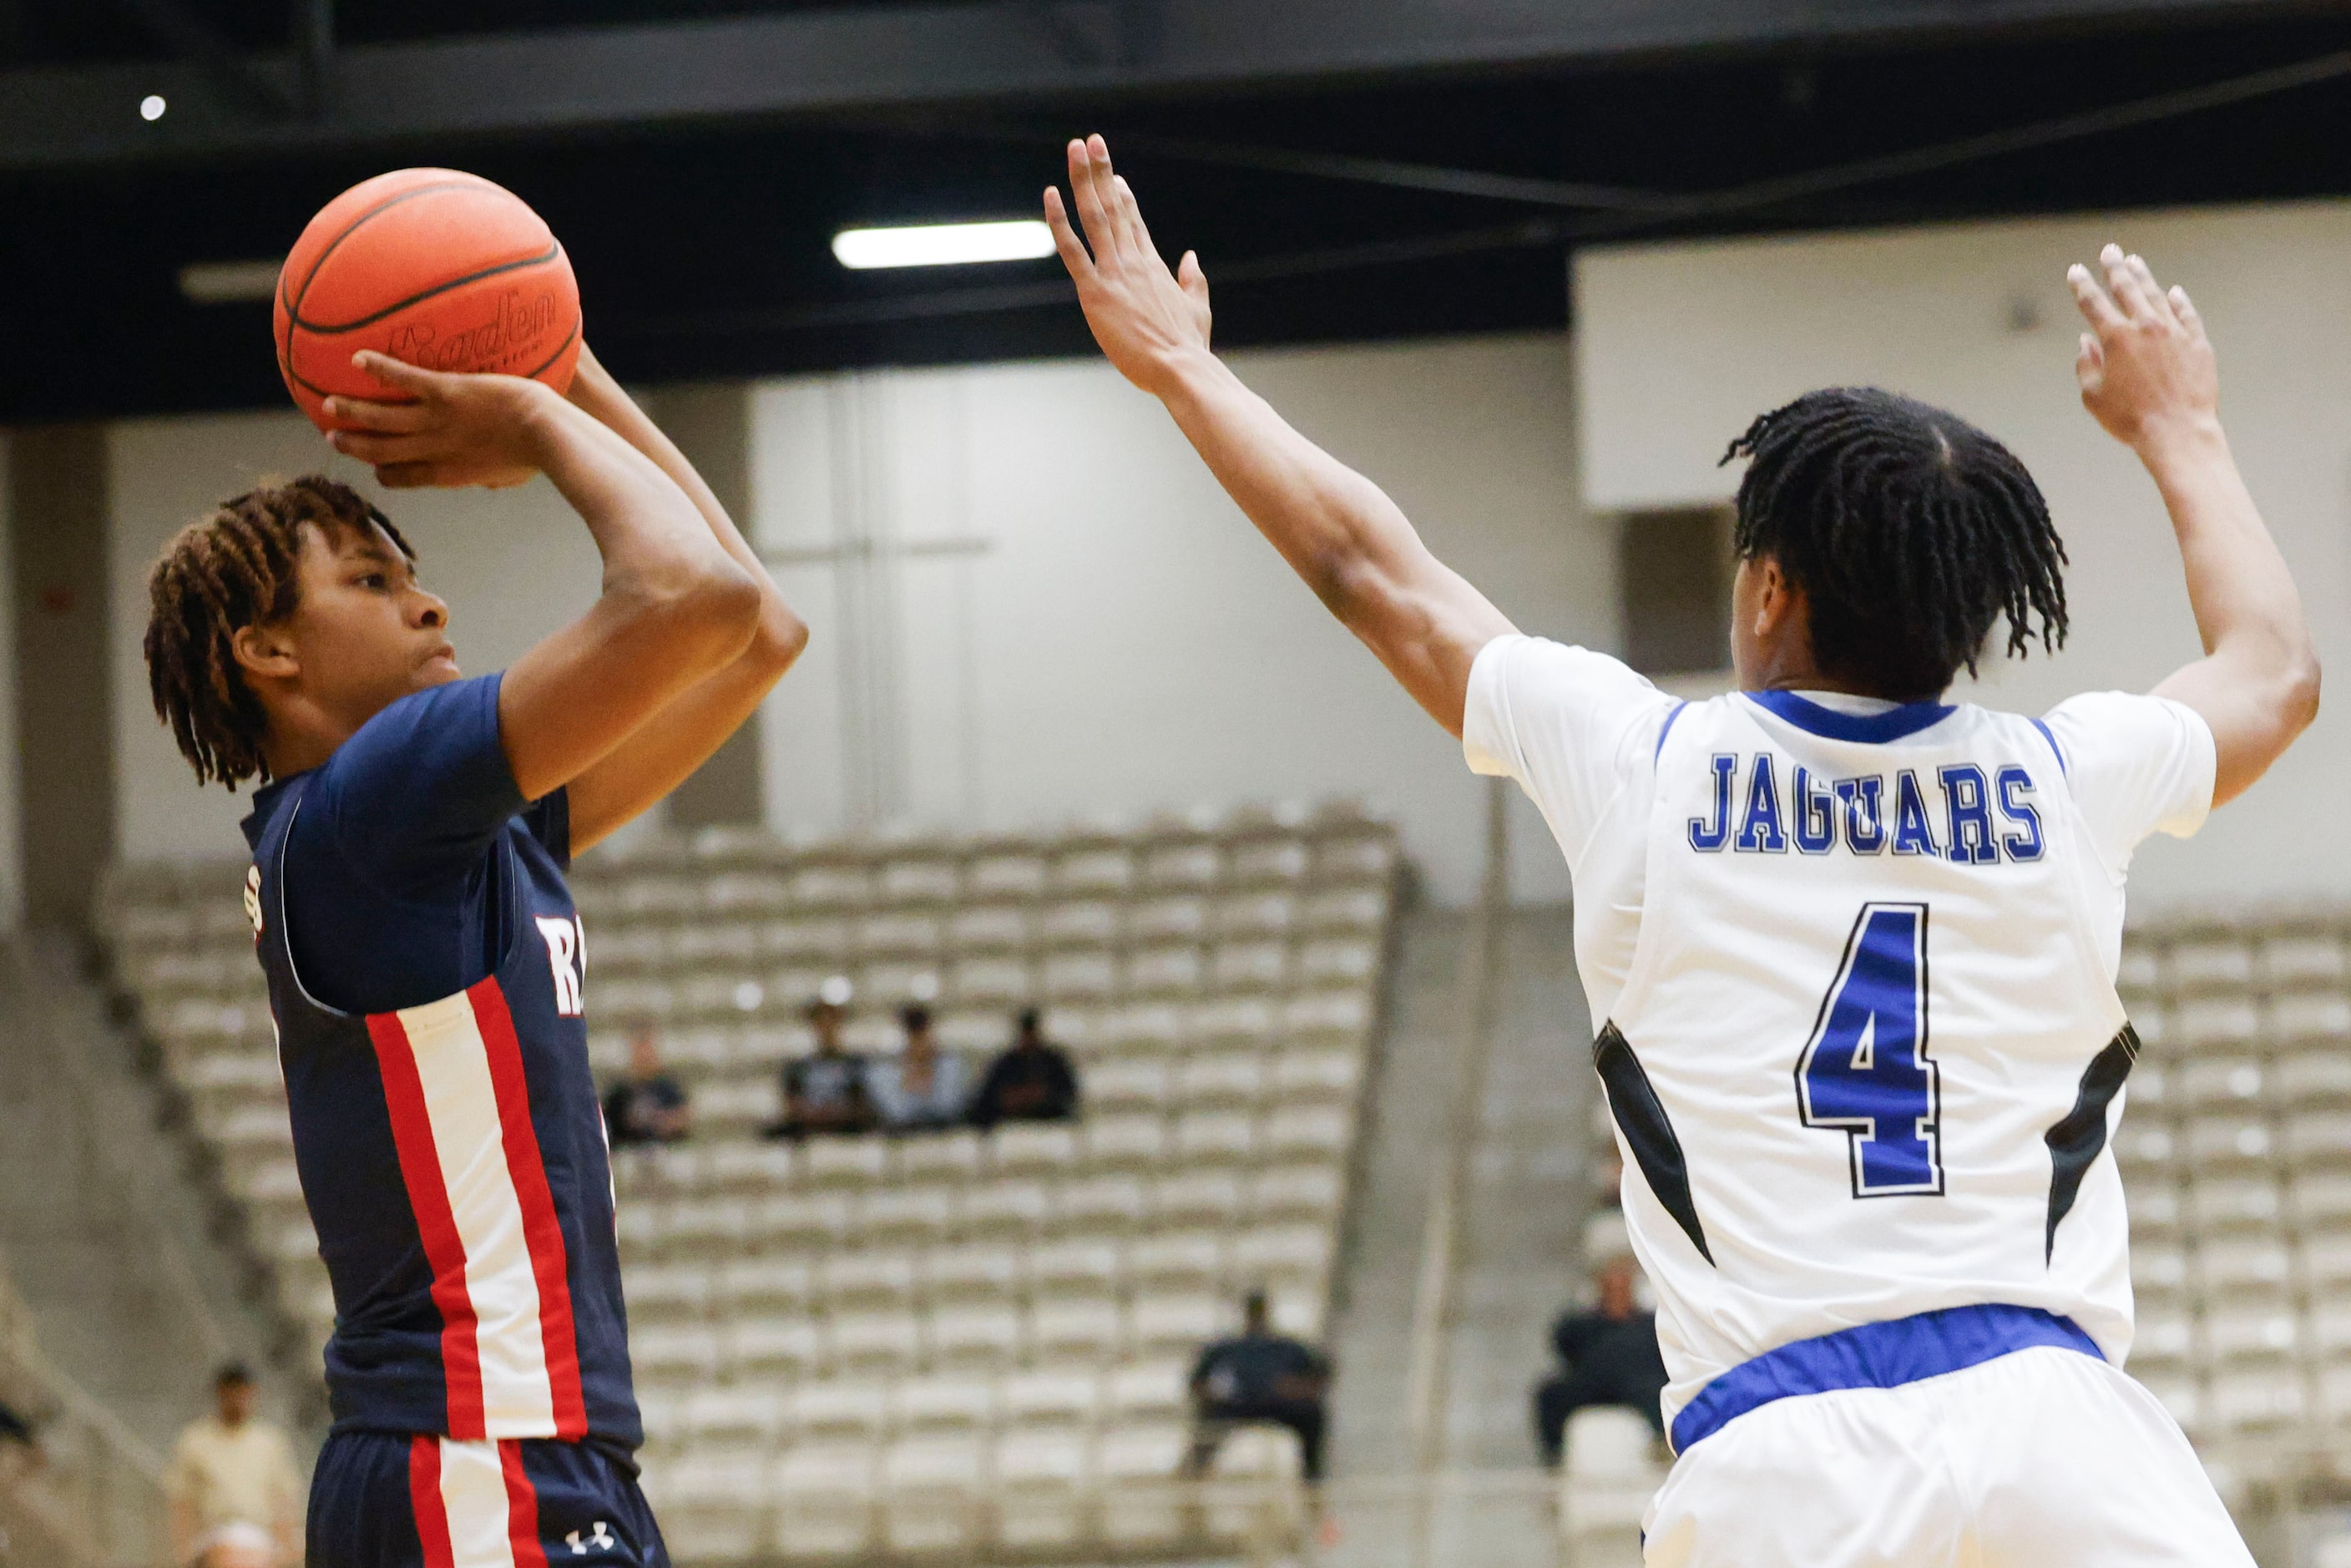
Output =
[
  {"x1": 2067, "y1": 244, "x2": 2219, "y2": 453},
  {"x1": 1044, "y1": 135, "x2": 1213, "y2": 397},
  {"x1": 323, "y1": 352, "x2": 558, "y2": 490}
]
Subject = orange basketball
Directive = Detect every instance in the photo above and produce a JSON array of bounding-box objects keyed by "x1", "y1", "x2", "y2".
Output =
[{"x1": 275, "y1": 168, "x2": 582, "y2": 432}]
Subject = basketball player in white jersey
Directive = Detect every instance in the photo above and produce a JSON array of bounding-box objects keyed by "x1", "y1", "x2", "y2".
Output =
[{"x1": 1045, "y1": 135, "x2": 2318, "y2": 1564}]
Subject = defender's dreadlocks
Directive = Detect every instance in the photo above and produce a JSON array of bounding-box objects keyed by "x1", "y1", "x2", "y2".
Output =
[
  {"x1": 1723, "y1": 387, "x2": 2069, "y2": 700},
  {"x1": 144, "y1": 476, "x2": 415, "y2": 791}
]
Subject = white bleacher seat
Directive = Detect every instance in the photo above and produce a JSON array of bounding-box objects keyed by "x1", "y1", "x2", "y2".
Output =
[
  {"x1": 922, "y1": 1243, "x2": 1020, "y2": 1304},
  {"x1": 2132, "y1": 1244, "x2": 2190, "y2": 1305},
  {"x1": 830, "y1": 1311, "x2": 923, "y2": 1375},
  {"x1": 720, "y1": 1258, "x2": 815, "y2": 1317},
  {"x1": 704, "y1": 1140, "x2": 796, "y2": 1195},
  {"x1": 1559, "y1": 1407, "x2": 1664, "y2": 1568},
  {"x1": 992, "y1": 1428, "x2": 1093, "y2": 1554},
  {"x1": 950, "y1": 956, "x2": 1034, "y2": 1007},
  {"x1": 2208, "y1": 1367, "x2": 2304, "y2": 1434},
  {"x1": 1251, "y1": 1163, "x2": 1345, "y2": 1224},
  {"x1": 2179, "y1": 1058, "x2": 2268, "y2": 1111},
  {"x1": 991, "y1": 1122, "x2": 1079, "y2": 1176},
  {"x1": 967, "y1": 852, "x2": 1048, "y2": 900},
  {"x1": 1273, "y1": 1045, "x2": 1364, "y2": 1105},
  {"x1": 2205, "y1": 1308, "x2": 2298, "y2": 1367},
  {"x1": 1219, "y1": 892, "x2": 1298, "y2": 938},
  {"x1": 1058, "y1": 1174, "x2": 1150, "y2": 1233},
  {"x1": 880, "y1": 1434, "x2": 988, "y2": 1557},
  {"x1": 1130, "y1": 945, "x2": 1205, "y2": 996},
  {"x1": 877, "y1": 856, "x2": 959, "y2": 906},
  {"x1": 628, "y1": 1264, "x2": 714, "y2": 1323},
  {"x1": 1298, "y1": 937, "x2": 1379, "y2": 986},
  {"x1": 1202, "y1": 1424, "x2": 1305, "y2": 1548},
  {"x1": 2188, "y1": 1176, "x2": 2282, "y2": 1232},
  {"x1": 1235, "y1": 1224, "x2": 1335, "y2": 1293},
  {"x1": 633, "y1": 1323, "x2": 722, "y2": 1388},
  {"x1": 1108, "y1": 1360, "x2": 1190, "y2": 1425},
  {"x1": 1096, "y1": 1424, "x2": 1193, "y2": 1550},
  {"x1": 960, "y1": 1178, "x2": 1052, "y2": 1237},
  {"x1": 1131, "y1": 1232, "x2": 1229, "y2": 1296},
  {"x1": 1213, "y1": 940, "x2": 1290, "y2": 991},
  {"x1": 2296, "y1": 1173, "x2": 2351, "y2": 1228},
  {"x1": 1132, "y1": 1292, "x2": 1229, "y2": 1358},
  {"x1": 1175, "y1": 1109, "x2": 1258, "y2": 1166},
  {"x1": 2286, "y1": 1110, "x2": 2351, "y2": 1168},
  {"x1": 1314, "y1": 833, "x2": 1395, "y2": 883},
  {"x1": 855, "y1": 1185, "x2": 954, "y2": 1247},
  {"x1": 820, "y1": 1251, "x2": 918, "y2": 1311},
  {"x1": 1181, "y1": 1051, "x2": 1267, "y2": 1109},
  {"x1": 1044, "y1": 950, "x2": 1118, "y2": 1001},
  {"x1": 1229, "y1": 839, "x2": 1309, "y2": 888},
  {"x1": 1085, "y1": 1059, "x2": 1171, "y2": 1114},
  {"x1": 1154, "y1": 1171, "x2": 1244, "y2": 1230},
  {"x1": 2184, "y1": 1116, "x2": 2273, "y2": 1170},
  {"x1": 948, "y1": 903, "x2": 1031, "y2": 951},
  {"x1": 802, "y1": 1136, "x2": 891, "y2": 1187},
  {"x1": 1029, "y1": 1239, "x2": 1123, "y2": 1299},
  {"x1": 1083, "y1": 1114, "x2": 1170, "y2": 1171},
  {"x1": 2299, "y1": 1233, "x2": 2351, "y2": 1292},
  {"x1": 1302, "y1": 887, "x2": 1388, "y2": 933},
  {"x1": 650, "y1": 1449, "x2": 768, "y2": 1564},
  {"x1": 1059, "y1": 848, "x2": 1137, "y2": 897},
  {"x1": 730, "y1": 1319, "x2": 827, "y2": 1383},
  {"x1": 896, "y1": 1129, "x2": 985, "y2": 1183},
  {"x1": 1003, "y1": 1369, "x2": 1104, "y2": 1429},
  {"x1": 1043, "y1": 899, "x2": 1121, "y2": 947},
  {"x1": 772, "y1": 1444, "x2": 878, "y2": 1561},
  {"x1": 1193, "y1": 998, "x2": 1277, "y2": 1051},
  {"x1": 2131, "y1": 1311, "x2": 2194, "y2": 1378},
  {"x1": 1265, "y1": 1104, "x2": 1354, "y2": 1161},
  {"x1": 2171, "y1": 938, "x2": 2255, "y2": 993},
  {"x1": 1033, "y1": 1297, "x2": 1125, "y2": 1363},
  {"x1": 756, "y1": 1193, "x2": 853, "y2": 1252},
  {"x1": 685, "y1": 1386, "x2": 787, "y2": 1448},
  {"x1": 894, "y1": 1374, "x2": 998, "y2": 1433},
  {"x1": 2197, "y1": 1239, "x2": 2292, "y2": 1297},
  {"x1": 2278, "y1": 1047, "x2": 2351, "y2": 1106},
  {"x1": 930, "y1": 1304, "x2": 1024, "y2": 1369},
  {"x1": 792, "y1": 1380, "x2": 894, "y2": 1443}
]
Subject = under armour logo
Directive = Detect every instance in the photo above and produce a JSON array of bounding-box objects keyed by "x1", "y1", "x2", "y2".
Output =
[{"x1": 564, "y1": 1522, "x2": 615, "y2": 1554}]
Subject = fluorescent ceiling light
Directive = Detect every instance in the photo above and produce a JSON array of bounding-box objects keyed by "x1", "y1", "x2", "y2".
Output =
[
  {"x1": 179, "y1": 259, "x2": 284, "y2": 305},
  {"x1": 832, "y1": 220, "x2": 1055, "y2": 271}
]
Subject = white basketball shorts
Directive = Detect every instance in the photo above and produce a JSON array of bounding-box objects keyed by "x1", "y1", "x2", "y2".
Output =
[{"x1": 1644, "y1": 1343, "x2": 2252, "y2": 1568}]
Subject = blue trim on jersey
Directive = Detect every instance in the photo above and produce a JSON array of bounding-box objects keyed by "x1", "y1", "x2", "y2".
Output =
[
  {"x1": 1743, "y1": 689, "x2": 1954, "y2": 744},
  {"x1": 1669, "y1": 1302, "x2": 2102, "y2": 1453},
  {"x1": 2030, "y1": 717, "x2": 2068, "y2": 777},
  {"x1": 1655, "y1": 701, "x2": 1690, "y2": 762}
]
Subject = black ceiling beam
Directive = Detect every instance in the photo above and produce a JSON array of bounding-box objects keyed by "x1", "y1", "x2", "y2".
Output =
[{"x1": 0, "y1": 0, "x2": 2300, "y2": 174}]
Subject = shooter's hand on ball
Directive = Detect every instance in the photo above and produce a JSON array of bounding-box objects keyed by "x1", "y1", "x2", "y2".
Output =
[
  {"x1": 324, "y1": 351, "x2": 555, "y2": 490},
  {"x1": 1045, "y1": 134, "x2": 1214, "y2": 397}
]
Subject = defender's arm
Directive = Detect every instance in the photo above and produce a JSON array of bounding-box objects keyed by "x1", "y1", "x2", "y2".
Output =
[
  {"x1": 2068, "y1": 246, "x2": 2318, "y2": 806},
  {"x1": 1045, "y1": 135, "x2": 1514, "y2": 738}
]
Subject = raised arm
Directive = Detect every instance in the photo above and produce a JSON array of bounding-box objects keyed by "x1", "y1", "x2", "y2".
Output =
[
  {"x1": 537, "y1": 348, "x2": 807, "y2": 852},
  {"x1": 326, "y1": 352, "x2": 767, "y2": 808},
  {"x1": 2067, "y1": 245, "x2": 2319, "y2": 806},
  {"x1": 1044, "y1": 135, "x2": 1514, "y2": 737}
]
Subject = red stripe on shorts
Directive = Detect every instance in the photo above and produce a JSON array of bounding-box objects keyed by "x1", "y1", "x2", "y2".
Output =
[
  {"x1": 498, "y1": 1439, "x2": 550, "y2": 1568},
  {"x1": 409, "y1": 1435, "x2": 456, "y2": 1568}
]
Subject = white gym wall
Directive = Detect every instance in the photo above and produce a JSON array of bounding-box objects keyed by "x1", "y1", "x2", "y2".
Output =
[{"x1": 1576, "y1": 199, "x2": 2351, "y2": 913}]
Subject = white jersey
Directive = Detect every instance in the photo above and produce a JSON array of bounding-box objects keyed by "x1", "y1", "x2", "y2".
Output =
[{"x1": 1464, "y1": 635, "x2": 2216, "y2": 1439}]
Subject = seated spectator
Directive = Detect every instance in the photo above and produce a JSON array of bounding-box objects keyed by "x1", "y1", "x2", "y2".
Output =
[
  {"x1": 603, "y1": 1026, "x2": 692, "y2": 1146},
  {"x1": 0, "y1": 1394, "x2": 31, "y2": 1450},
  {"x1": 968, "y1": 1007, "x2": 1080, "y2": 1130},
  {"x1": 165, "y1": 1363, "x2": 301, "y2": 1568},
  {"x1": 1186, "y1": 1290, "x2": 1332, "y2": 1484},
  {"x1": 867, "y1": 1005, "x2": 972, "y2": 1133},
  {"x1": 1533, "y1": 1244, "x2": 1668, "y2": 1465},
  {"x1": 766, "y1": 987, "x2": 877, "y2": 1139}
]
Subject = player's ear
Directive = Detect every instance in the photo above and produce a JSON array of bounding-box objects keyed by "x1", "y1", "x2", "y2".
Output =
[{"x1": 231, "y1": 622, "x2": 301, "y2": 683}]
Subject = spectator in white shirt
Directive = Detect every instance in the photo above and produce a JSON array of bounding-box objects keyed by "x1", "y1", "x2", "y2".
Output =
[
  {"x1": 165, "y1": 1364, "x2": 302, "y2": 1568},
  {"x1": 867, "y1": 1004, "x2": 971, "y2": 1132}
]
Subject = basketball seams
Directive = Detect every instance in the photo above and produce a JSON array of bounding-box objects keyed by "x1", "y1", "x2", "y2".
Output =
[
  {"x1": 284, "y1": 179, "x2": 486, "y2": 323},
  {"x1": 292, "y1": 244, "x2": 564, "y2": 336}
]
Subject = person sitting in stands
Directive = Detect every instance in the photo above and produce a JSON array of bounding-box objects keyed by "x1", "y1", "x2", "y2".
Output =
[
  {"x1": 602, "y1": 1024, "x2": 692, "y2": 1146},
  {"x1": 768, "y1": 983, "x2": 877, "y2": 1139},
  {"x1": 1533, "y1": 1232, "x2": 1669, "y2": 1464},
  {"x1": 1185, "y1": 1289, "x2": 1333, "y2": 1484},
  {"x1": 967, "y1": 1007, "x2": 1080, "y2": 1129},
  {"x1": 867, "y1": 1004, "x2": 971, "y2": 1133}
]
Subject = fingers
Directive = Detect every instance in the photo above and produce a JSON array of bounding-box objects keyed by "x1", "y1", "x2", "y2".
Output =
[
  {"x1": 1112, "y1": 175, "x2": 1160, "y2": 266},
  {"x1": 326, "y1": 428, "x2": 436, "y2": 466},
  {"x1": 2171, "y1": 283, "x2": 2207, "y2": 340},
  {"x1": 1069, "y1": 136, "x2": 1122, "y2": 266},
  {"x1": 1178, "y1": 250, "x2": 1209, "y2": 306},
  {"x1": 2074, "y1": 331, "x2": 2105, "y2": 392},
  {"x1": 321, "y1": 393, "x2": 432, "y2": 433},
  {"x1": 1044, "y1": 185, "x2": 1095, "y2": 280},
  {"x1": 350, "y1": 350, "x2": 445, "y2": 397},
  {"x1": 372, "y1": 462, "x2": 440, "y2": 490},
  {"x1": 2124, "y1": 250, "x2": 2179, "y2": 327},
  {"x1": 2101, "y1": 243, "x2": 2162, "y2": 324},
  {"x1": 2066, "y1": 262, "x2": 2126, "y2": 336}
]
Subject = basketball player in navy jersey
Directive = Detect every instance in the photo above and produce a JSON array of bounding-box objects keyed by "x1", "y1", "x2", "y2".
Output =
[{"x1": 144, "y1": 344, "x2": 806, "y2": 1568}]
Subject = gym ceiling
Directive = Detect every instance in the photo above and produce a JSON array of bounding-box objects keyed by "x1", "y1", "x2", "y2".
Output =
[{"x1": 3, "y1": 0, "x2": 2350, "y2": 422}]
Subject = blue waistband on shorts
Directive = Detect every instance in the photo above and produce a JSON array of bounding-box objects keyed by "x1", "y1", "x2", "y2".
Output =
[{"x1": 1669, "y1": 1302, "x2": 2104, "y2": 1454}]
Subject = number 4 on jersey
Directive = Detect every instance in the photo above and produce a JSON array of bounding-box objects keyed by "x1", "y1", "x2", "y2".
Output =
[{"x1": 1797, "y1": 902, "x2": 1944, "y2": 1197}]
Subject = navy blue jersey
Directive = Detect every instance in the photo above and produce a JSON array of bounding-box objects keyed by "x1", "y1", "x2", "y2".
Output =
[{"x1": 241, "y1": 675, "x2": 638, "y2": 1446}]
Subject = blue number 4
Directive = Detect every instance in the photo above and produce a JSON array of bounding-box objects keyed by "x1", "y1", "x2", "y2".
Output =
[{"x1": 1797, "y1": 903, "x2": 1944, "y2": 1196}]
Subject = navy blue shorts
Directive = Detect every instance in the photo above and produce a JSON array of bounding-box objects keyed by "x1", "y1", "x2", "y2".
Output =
[{"x1": 307, "y1": 1429, "x2": 669, "y2": 1568}]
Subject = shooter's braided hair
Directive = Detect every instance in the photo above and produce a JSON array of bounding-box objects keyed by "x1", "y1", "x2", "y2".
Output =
[
  {"x1": 143, "y1": 476, "x2": 412, "y2": 791},
  {"x1": 1722, "y1": 387, "x2": 2069, "y2": 700}
]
